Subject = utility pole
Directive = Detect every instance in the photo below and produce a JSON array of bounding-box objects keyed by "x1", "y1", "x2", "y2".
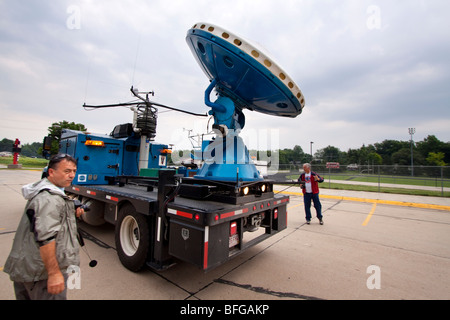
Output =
[{"x1": 408, "y1": 128, "x2": 415, "y2": 177}]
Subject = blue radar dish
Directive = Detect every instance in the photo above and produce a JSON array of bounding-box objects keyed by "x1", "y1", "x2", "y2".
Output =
[{"x1": 186, "y1": 22, "x2": 305, "y2": 118}]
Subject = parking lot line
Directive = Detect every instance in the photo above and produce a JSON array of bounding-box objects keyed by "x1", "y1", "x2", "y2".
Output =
[
  {"x1": 287, "y1": 203, "x2": 304, "y2": 210},
  {"x1": 362, "y1": 203, "x2": 377, "y2": 226}
]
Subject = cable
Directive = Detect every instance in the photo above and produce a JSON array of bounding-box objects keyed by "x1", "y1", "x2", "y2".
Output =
[
  {"x1": 274, "y1": 183, "x2": 299, "y2": 194},
  {"x1": 82, "y1": 101, "x2": 208, "y2": 117}
]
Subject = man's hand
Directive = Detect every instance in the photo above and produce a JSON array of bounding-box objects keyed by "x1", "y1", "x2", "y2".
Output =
[
  {"x1": 40, "y1": 241, "x2": 65, "y2": 295},
  {"x1": 47, "y1": 271, "x2": 65, "y2": 295},
  {"x1": 75, "y1": 207, "x2": 85, "y2": 218}
]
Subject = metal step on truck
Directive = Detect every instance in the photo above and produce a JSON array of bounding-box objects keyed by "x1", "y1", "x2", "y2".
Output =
[{"x1": 53, "y1": 22, "x2": 305, "y2": 272}]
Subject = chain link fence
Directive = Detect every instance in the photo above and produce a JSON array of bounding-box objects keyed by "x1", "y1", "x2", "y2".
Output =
[{"x1": 268, "y1": 164, "x2": 450, "y2": 197}]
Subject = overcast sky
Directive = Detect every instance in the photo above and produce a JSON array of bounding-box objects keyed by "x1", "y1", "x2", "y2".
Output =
[{"x1": 1, "y1": 0, "x2": 449, "y2": 154}]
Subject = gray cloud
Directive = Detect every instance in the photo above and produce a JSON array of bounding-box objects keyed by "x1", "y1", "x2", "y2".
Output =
[{"x1": 1, "y1": 0, "x2": 449, "y2": 152}]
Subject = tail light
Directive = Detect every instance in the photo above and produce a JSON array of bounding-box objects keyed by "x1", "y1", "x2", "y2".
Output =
[
  {"x1": 273, "y1": 208, "x2": 278, "y2": 219},
  {"x1": 230, "y1": 221, "x2": 237, "y2": 236},
  {"x1": 229, "y1": 221, "x2": 239, "y2": 248}
]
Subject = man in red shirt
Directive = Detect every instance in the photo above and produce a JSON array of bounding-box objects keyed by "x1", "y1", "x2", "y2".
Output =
[{"x1": 298, "y1": 163, "x2": 324, "y2": 225}]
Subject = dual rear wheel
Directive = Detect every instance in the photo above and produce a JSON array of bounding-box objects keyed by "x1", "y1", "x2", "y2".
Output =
[{"x1": 115, "y1": 203, "x2": 150, "y2": 272}]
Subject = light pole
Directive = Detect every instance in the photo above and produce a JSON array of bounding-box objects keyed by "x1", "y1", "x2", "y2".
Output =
[
  {"x1": 408, "y1": 128, "x2": 415, "y2": 177},
  {"x1": 310, "y1": 141, "x2": 314, "y2": 163}
]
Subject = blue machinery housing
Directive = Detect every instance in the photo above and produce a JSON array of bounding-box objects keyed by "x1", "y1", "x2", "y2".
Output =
[
  {"x1": 186, "y1": 23, "x2": 304, "y2": 181},
  {"x1": 60, "y1": 128, "x2": 170, "y2": 185}
]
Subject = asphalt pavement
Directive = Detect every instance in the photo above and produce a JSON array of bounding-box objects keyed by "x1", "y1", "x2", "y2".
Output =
[{"x1": 1, "y1": 169, "x2": 449, "y2": 301}]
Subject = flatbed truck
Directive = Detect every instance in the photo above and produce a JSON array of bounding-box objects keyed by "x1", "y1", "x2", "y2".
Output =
[
  {"x1": 67, "y1": 169, "x2": 288, "y2": 272},
  {"x1": 53, "y1": 21, "x2": 304, "y2": 272}
]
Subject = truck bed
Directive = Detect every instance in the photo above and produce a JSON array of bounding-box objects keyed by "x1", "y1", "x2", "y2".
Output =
[
  {"x1": 68, "y1": 181, "x2": 289, "y2": 271},
  {"x1": 69, "y1": 182, "x2": 288, "y2": 226},
  {"x1": 73, "y1": 183, "x2": 287, "y2": 212}
]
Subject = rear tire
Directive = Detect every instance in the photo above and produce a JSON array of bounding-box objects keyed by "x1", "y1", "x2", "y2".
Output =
[
  {"x1": 115, "y1": 203, "x2": 150, "y2": 272},
  {"x1": 80, "y1": 198, "x2": 105, "y2": 226}
]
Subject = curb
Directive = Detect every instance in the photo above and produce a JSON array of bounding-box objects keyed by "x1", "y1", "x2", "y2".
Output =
[{"x1": 279, "y1": 190, "x2": 450, "y2": 212}]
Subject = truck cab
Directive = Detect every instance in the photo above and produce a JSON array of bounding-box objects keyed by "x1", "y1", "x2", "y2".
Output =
[{"x1": 60, "y1": 124, "x2": 170, "y2": 185}]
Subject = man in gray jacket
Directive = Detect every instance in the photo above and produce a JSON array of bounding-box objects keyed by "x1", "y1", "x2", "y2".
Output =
[{"x1": 4, "y1": 154, "x2": 84, "y2": 300}]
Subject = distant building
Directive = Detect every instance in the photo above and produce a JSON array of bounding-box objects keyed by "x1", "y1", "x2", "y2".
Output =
[{"x1": 0, "y1": 151, "x2": 13, "y2": 157}]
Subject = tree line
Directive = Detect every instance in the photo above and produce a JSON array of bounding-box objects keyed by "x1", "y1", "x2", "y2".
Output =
[
  {"x1": 0, "y1": 138, "x2": 43, "y2": 158},
  {"x1": 275, "y1": 135, "x2": 449, "y2": 166},
  {"x1": 0, "y1": 121, "x2": 86, "y2": 158}
]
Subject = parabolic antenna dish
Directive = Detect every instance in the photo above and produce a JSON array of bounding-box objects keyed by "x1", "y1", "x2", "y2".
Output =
[{"x1": 186, "y1": 22, "x2": 305, "y2": 118}]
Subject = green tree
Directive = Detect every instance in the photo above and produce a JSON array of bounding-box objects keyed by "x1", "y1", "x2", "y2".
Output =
[
  {"x1": 315, "y1": 145, "x2": 341, "y2": 162},
  {"x1": 390, "y1": 148, "x2": 410, "y2": 165},
  {"x1": 278, "y1": 145, "x2": 305, "y2": 164},
  {"x1": 346, "y1": 148, "x2": 360, "y2": 164},
  {"x1": 416, "y1": 135, "x2": 450, "y2": 165},
  {"x1": 426, "y1": 152, "x2": 446, "y2": 166},
  {"x1": 368, "y1": 152, "x2": 383, "y2": 165},
  {"x1": 21, "y1": 142, "x2": 43, "y2": 157},
  {"x1": 47, "y1": 121, "x2": 87, "y2": 155},
  {"x1": 416, "y1": 135, "x2": 444, "y2": 158},
  {"x1": 374, "y1": 140, "x2": 409, "y2": 164},
  {"x1": 0, "y1": 138, "x2": 14, "y2": 152}
]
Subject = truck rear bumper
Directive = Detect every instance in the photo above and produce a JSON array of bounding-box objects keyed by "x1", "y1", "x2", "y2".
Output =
[{"x1": 168, "y1": 197, "x2": 288, "y2": 271}]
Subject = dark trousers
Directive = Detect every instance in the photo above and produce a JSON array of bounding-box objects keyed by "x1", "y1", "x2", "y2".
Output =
[
  {"x1": 304, "y1": 192, "x2": 322, "y2": 221},
  {"x1": 13, "y1": 274, "x2": 68, "y2": 300}
]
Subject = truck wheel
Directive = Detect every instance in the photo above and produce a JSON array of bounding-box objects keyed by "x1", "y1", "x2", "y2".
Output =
[
  {"x1": 80, "y1": 198, "x2": 105, "y2": 226},
  {"x1": 115, "y1": 203, "x2": 150, "y2": 272}
]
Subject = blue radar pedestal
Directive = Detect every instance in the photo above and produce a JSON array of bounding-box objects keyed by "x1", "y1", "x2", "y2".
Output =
[{"x1": 186, "y1": 22, "x2": 305, "y2": 182}]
